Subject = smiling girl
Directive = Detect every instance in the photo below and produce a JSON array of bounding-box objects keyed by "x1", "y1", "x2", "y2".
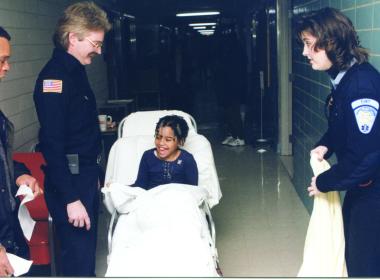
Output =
[{"x1": 133, "y1": 115, "x2": 198, "y2": 190}]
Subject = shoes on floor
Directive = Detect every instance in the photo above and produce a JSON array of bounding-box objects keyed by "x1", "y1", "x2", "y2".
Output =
[
  {"x1": 227, "y1": 138, "x2": 245, "y2": 147},
  {"x1": 221, "y1": 136, "x2": 234, "y2": 145}
]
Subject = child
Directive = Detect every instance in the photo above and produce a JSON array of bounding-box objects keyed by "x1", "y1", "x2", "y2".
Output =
[{"x1": 133, "y1": 115, "x2": 198, "y2": 190}]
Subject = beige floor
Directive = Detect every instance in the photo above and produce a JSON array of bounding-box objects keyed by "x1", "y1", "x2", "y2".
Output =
[
  {"x1": 95, "y1": 142, "x2": 310, "y2": 277},
  {"x1": 212, "y1": 144, "x2": 309, "y2": 277}
]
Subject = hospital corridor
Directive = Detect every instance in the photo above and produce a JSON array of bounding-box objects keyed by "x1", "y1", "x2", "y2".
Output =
[{"x1": 2, "y1": 0, "x2": 379, "y2": 277}]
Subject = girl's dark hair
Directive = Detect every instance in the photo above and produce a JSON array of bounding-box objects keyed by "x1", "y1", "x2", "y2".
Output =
[
  {"x1": 295, "y1": 7, "x2": 368, "y2": 71},
  {"x1": 155, "y1": 115, "x2": 189, "y2": 144}
]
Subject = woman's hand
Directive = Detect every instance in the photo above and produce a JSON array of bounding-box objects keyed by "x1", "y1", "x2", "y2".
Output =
[
  {"x1": 308, "y1": 176, "x2": 321, "y2": 196},
  {"x1": 310, "y1": 146, "x2": 328, "y2": 161}
]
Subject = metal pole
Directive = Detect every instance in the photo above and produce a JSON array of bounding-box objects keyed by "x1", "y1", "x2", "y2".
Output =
[{"x1": 257, "y1": 70, "x2": 268, "y2": 144}]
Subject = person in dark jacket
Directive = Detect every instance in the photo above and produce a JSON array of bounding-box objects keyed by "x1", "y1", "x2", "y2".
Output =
[
  {"x1": 297, "y1": 7, "x2": 380, "y2": 277},
  {"x1": 33, "y1": 2, "x2": 111, "y2": 276},
  {"x1": 0, "y1": 26, "x2": 41, "y2": 277}
]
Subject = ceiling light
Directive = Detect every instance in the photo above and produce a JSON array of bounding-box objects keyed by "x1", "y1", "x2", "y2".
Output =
[
  {"x1": 198, "y1": 30, "x2": 214, "y2": 34},
  {"x1": 123, "y1": 13, "x2": 135, "y2": 19},
  {"x1": 193, "y1": 26, "x2": 207, "y2": 29},
  {"x1": 189, "y1": 22, "x2": 217, "y2": 27},
  {"x1": 198, "y1": 31, "x2": 214, "y2": 36},
  {"x1": 177, "y1": 11, "x2": 220, "y2": 17}
]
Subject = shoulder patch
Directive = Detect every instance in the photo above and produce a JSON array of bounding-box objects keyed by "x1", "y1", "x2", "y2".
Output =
[
  {"x1": 43, "y1": 79, "x2": 62, "y2": 93},
  {"x1": 351, "y1": 98, "x2": 379, "y2": 134}
]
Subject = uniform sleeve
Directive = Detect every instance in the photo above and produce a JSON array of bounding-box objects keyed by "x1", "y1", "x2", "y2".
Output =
[
  {"x1": 132, "y1": 151, "x2": 149, "y2": 188},
  {"x1": 315, "y1": 93, "x2": 335, "y2": 159},
  {"x1": 184, "y1": 152, "x2": 198, "y2": 186},
  {"x1": 33, "y1": 76, "x2": 79, "y2": 204},
  {"x1": 317, "y1": 74, "x2": 380, "y2": 192},
  {"x1": 315, "y1": 130, "x2": 334, "y2": 159}
]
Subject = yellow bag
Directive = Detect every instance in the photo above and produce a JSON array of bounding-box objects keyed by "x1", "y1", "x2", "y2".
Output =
[{"x1": 297, "y1": 155, "x2": 348, "y2": 277}]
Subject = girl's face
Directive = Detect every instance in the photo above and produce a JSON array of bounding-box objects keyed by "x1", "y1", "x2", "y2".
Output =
[
  {"x1": 301, "y1": 32, "x2": 333, "y2": 71},
  {"x1": 154, "y1": 126, "x2": 180, "y2": 161}
]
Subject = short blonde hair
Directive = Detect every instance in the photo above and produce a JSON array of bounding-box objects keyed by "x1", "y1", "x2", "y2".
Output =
[{"x1": 53, "y1": 1, "x2": 111, "y2": 50}]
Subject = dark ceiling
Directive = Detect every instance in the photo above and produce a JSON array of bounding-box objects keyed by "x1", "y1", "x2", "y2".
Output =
[{"x1": 112, "y1": 0, "x2": 268, "y2": 25}]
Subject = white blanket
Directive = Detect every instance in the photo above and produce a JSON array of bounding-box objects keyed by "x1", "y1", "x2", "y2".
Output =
[
  {"x1": 102, "y1": 183, "x2": 218, "y2": 277},
  {"x1": 297, "y1": 155, "x2": 347, "y2": 277}
]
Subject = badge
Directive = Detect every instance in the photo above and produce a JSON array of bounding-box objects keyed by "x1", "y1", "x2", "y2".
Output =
[
  {"x1": 351, "y1": 98, "x2": 379, "y2": 134},
  {"x1": 43, "y1": 79, "x2": 62, "y2": 93}
]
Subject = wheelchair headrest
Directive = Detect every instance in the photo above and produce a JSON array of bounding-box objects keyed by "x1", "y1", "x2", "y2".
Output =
[{"x1": 119, "y1": 110, "x2": 197, "y2": 138}]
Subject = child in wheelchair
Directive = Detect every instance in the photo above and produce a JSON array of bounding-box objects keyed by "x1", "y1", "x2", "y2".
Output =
[{"x1": 133, "y1": 115, "x2": 198, "y2": 190}]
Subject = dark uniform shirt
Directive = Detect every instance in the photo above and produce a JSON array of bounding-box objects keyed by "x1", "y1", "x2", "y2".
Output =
[
  {"x1": 133, "y1": 148, "x2": 198, "y2": 190},
  {"x1": 33, "y1": 48, "x2": 101, "y2": 204},
  {"x1": 316, "y1": 62, "x2": 380, "y2": 192}
]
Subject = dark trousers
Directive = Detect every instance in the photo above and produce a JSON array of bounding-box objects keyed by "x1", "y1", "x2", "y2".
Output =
[
  {"x1": 343, "y1": 189, "x2": 380, "y2": 277},
  {"x1": 45, "y1": 166, "x2": 99, "y2": 276},
  {"x1": 219, "y1": 96, "x2": 244, "y2": 139},
  {"x1": 225, "y1": 102, "x2": 243, "y2": 139}
]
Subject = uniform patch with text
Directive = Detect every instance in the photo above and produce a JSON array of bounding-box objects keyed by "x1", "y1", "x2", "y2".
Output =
[
  {"x1": 43, "y1": 79, "x2": 63, "y2": 93},
  {"x1": 351, "y1": 98, "x2": 379, "y2": 134}
]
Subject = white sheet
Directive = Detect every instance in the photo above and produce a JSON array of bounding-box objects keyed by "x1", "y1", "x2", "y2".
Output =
[
  {"x1": 15, "y1": 184, "x2": 36, "y2": 241},
  {"x1": 297, "y1": 155, "x2": 347, "y2": 277},
  {"x1": 103, "y1": 183, "x2": 218, "y2": 277},
  {"x1": 6, "y1": 253, "x2": 33, "y2": 277},
  {"x1": 119, "y1": 110, "x2": 197, "y2": 137}
]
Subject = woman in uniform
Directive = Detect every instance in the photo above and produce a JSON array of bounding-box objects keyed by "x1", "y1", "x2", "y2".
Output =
[{"x1": 297, "y1": 7, "x2": 380, "y2": 277}]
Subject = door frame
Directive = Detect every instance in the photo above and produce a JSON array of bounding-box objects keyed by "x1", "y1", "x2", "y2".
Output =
[{"x1": 276, "y1": 0, "x2": 292, "y2": 155}]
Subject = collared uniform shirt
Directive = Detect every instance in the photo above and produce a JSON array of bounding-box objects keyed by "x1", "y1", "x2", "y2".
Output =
[
  {"x1": 33, "y1": 48, "x2": 101, "y2": 204},
  {"x1": 316, "y1": 62, "x2": 380, "y2": 192}
]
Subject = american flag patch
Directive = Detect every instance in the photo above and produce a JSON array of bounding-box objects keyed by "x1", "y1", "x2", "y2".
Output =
[{"x1": 43, "y1": 79, "x2": 63, "y2": 93}]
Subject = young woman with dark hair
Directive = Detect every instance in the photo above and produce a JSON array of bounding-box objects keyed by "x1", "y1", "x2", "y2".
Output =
[{"x1": 297, "y1": 7, "x2": 380, "y2": 277}]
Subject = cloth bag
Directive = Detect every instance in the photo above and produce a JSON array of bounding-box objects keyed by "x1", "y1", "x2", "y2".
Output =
[{"x1": 297, "y1": 155, "x2": 347, "y2": 277}]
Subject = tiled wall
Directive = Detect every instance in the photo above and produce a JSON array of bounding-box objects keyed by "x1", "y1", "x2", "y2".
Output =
[
  {"x1": 292, "y1": 0, "x2": 380, "y2": 212},
  {"x1": 0, "y1": 0, "x2": 109, "y2": 151}
]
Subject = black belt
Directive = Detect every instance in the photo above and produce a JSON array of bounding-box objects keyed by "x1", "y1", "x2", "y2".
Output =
[
  {"x1": 79, "y1": 155, "x2": 101, "y2": 166},
  {"x1": 66, "y1": 154, "x2": 101, "y2": 168}
]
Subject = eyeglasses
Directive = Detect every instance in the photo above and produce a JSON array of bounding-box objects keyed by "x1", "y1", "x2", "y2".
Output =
[{"x1": 85, "y1": 37, "x2": 103, "y2": 49}]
